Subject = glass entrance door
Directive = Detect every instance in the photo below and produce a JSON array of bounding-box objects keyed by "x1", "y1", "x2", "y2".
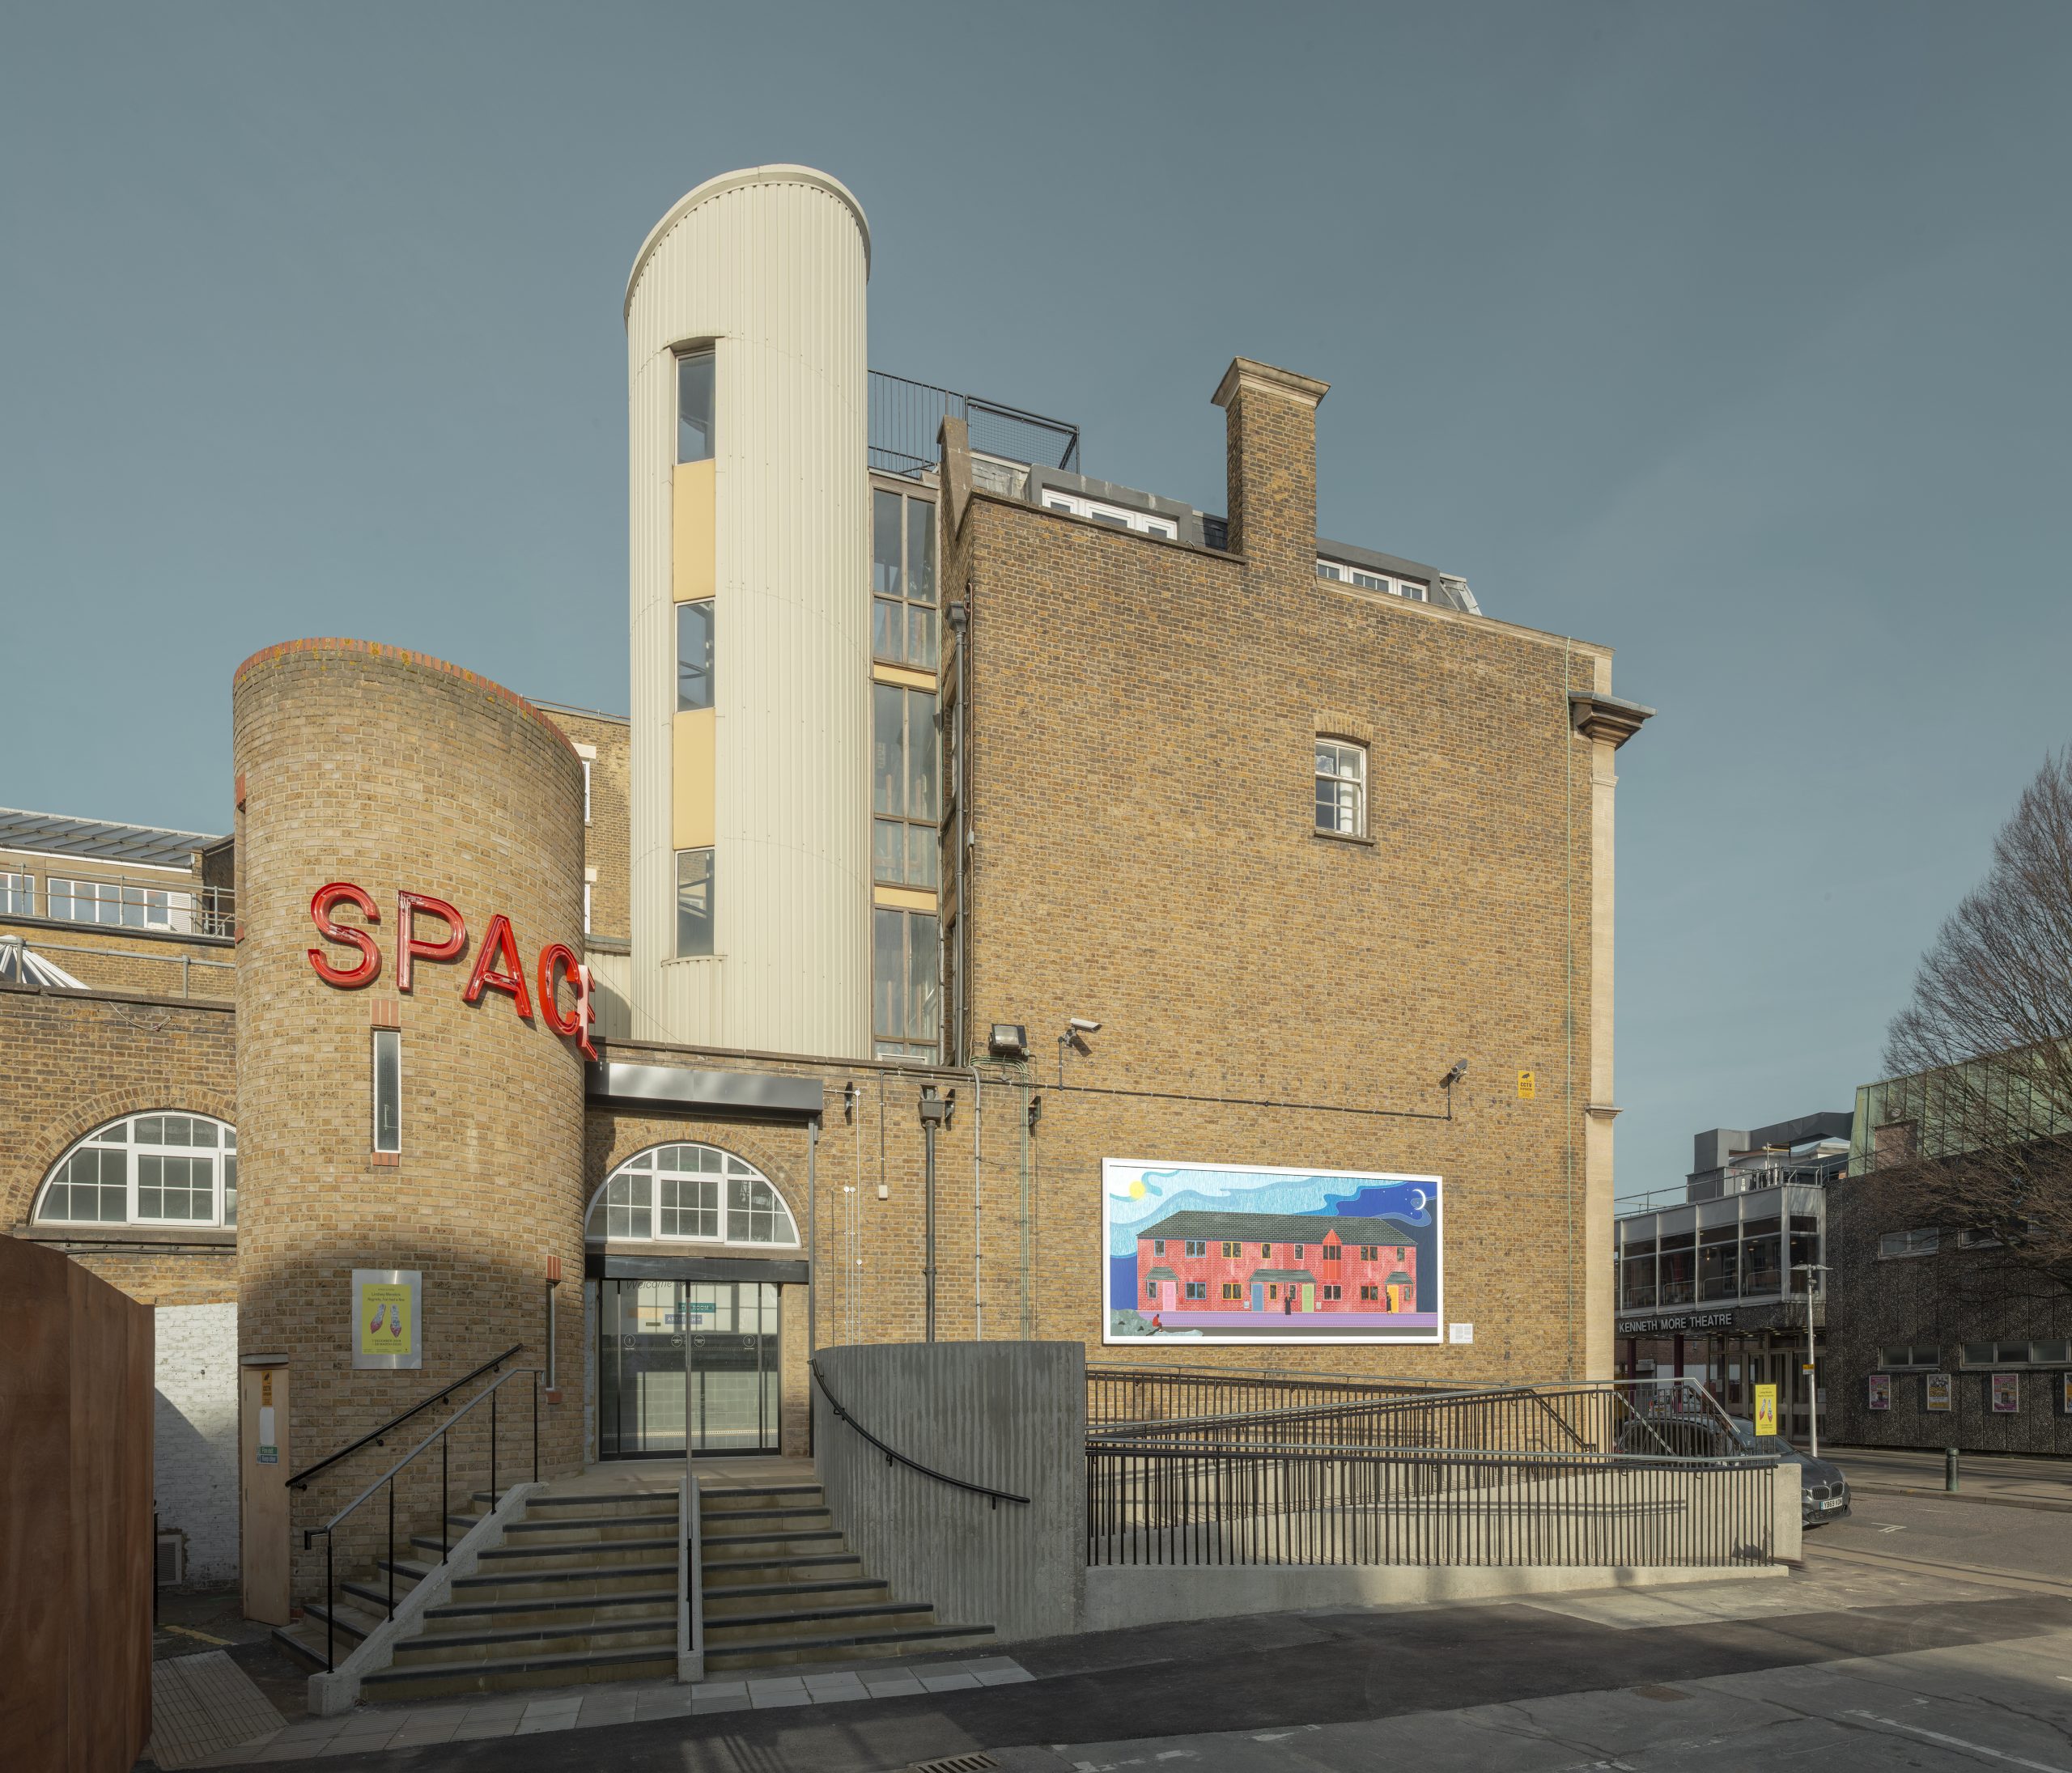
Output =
[{"x1": 597, "y1": 1279, "x2": 780, "y2": 1457}]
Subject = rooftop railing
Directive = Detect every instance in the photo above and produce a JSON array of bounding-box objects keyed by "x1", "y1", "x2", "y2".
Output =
[
  {"x1": 869, "y1": 370, "x2": 1081, "y2": 480},
  {"x1": 0, "y1": 867, "x2": 232, "y2": 938}
]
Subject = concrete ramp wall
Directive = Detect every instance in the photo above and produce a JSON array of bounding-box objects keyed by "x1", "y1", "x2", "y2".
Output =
[{"x1": 813, "y1": 1342, "x2": 1085, "y2": 1643}]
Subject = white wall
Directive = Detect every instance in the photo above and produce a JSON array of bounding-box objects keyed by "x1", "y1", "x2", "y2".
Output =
[{"x1": 154, "y1": 1300, "x2": 240, "y2": 1585}]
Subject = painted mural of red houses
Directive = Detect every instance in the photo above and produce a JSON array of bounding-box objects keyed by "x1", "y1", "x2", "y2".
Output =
[{"x1": 1136, "y1": 1211, "x2": 1416, "y2": 1317}]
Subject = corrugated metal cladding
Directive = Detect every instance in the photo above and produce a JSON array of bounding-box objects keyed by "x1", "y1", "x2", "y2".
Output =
[{"x1": 626, "y1": 168, "x2": 872, "y2": 1060}]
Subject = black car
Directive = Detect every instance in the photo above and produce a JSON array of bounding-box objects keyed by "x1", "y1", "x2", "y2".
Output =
[
  {"x1": 1613, "y1": 1412, "x2": 1851, "y2": 1525},
  {"x1": 1725, "y1": 1419, "x2": 1851, "y2": 1526}
]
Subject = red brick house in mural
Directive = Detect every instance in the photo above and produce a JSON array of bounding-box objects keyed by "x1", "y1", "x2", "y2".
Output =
[{"x1": 1136, "y1": 1211, "x2": 1416, "y2": 1315}]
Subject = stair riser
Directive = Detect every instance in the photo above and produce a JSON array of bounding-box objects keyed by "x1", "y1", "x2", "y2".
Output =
[
  {"x1": 706, "y1": 1609, "x2": 936, "y2": 1645},
  {"x1": 427, "y1": 1598, "x2": 674, "y2": 1631},
  {"x1": 700, "y1": 1513, "x2": 834, "y2": 1535},
  {"x1": 701, "y1": 1489, "x2": 825, "y2": 1511},
  {"x1": 450, "y1": 1572, "x2": 674, "y2": 1605},
  {"x1": 502, "y1": 1521, "x2": 683, "y2": 1546},
  {"x1": 394, "y1": 1625, "x2": 677, "y2": 1666},
  {"x1": 702, "y1": 1584, "x2": 888, "y2": 1617},
  {"x1": 472, "y1": 1542, "x2": 676, "y2": 1572},
  {"x1": 363, "y1": 1653, "x2": 675, "y2": 1701},
  {"x1": 703, "y1": 1559, "x2": 864, "y2": 1588},
  {"x1": 702, "y1": 1534, "x2": 844, "y2": 1562}
]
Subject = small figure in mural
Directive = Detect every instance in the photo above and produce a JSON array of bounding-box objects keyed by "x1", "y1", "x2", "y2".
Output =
[
  {"x1": 1282, "y1": 1292, "x2": 1293, "y2": 1316},
  {"x1": 1149, "y1": 1313, "x2": 1164, "y2": 1335}
]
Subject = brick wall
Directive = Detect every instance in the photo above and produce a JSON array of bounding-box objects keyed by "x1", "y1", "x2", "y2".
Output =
[
  {"x1": 1827, "y1": 1169, "x2": 2072, "y2": 1453},
  {"x1": 233, "y1": 638, "x2": 590, "y2": 1599},
  {"x1": 0, "y1": 917, "x2": 235, "y2": 1001},
  {"x1": 0, "y1": 983, "x2": 238, "y2": 1311},
  {"x1": 939, "y1": 358, "x2": 1618, "y2": 1385},
  {"x1": 154, "y1": 1300, "x2": 240, "y2": 1584}
]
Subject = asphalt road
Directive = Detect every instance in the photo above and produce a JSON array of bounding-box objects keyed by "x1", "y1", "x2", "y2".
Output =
[{"x1": 1815, "y1": 1486, "x2": 2072, "y2": 1580}]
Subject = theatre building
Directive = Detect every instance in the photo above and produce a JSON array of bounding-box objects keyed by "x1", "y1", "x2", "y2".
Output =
[{"x1": 0, "y1": 165, "x2": 1650, "y2": 1611}]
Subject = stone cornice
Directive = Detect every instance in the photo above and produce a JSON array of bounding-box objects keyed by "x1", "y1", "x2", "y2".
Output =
[{"x1": 1569, "y1": 690, "x2": 1656, "y2": 749}]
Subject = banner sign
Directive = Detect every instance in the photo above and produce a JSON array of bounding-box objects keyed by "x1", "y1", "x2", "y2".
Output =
[
  {"x1": 1753, "y1": 1383, "x2": 1777, "y2": 1437},
  {"x1": 353, "y1": 1268, "x2": 423, "y2": 1371}
]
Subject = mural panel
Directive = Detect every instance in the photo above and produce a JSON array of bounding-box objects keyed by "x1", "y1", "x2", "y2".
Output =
[{"x1": 1103, "y1": 1157, "x2": 1443, "y2": 1345}]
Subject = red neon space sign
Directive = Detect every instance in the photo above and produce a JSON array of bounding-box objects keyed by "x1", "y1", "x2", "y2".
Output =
[{"x1": 308, "y1": 883, "x2": 597, "y2": 1059}]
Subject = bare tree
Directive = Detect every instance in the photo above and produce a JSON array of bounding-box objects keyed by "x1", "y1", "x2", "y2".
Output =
[{"x1": 1875, "y1": 749, "x2": 2072, "y2": 1296}]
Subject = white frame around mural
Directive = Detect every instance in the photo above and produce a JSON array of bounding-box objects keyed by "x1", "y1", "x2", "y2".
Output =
[{"x1": 1102, "y1": 1156, "x2": 1445, "y2": 1347}]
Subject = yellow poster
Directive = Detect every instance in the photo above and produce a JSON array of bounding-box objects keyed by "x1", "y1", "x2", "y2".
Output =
[
  {"x1": 1753, "y1": 1383, "x2": 1777, "y2": 1437},
  {"x1": 359, "y1": 1283, "x2": 414, "y2": 1357}
]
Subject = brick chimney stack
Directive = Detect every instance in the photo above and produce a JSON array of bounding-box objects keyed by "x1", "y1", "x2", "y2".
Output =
[{"x1": 1212, "y1": 357, "x2": 1329, "y2": 579}]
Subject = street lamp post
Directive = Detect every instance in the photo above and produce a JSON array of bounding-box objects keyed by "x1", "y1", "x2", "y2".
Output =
[{"x1": 1802, "y1": 1261, "x2": 1832, "y2": 1458}]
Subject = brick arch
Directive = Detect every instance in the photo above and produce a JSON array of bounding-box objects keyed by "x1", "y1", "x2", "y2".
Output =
[
  {"x1": 26, "y1": 1095, "x2": 239, "y2": 1221},
  {"x1": 582, "y1": 1135, "x2": 802, "y2": 1249}
]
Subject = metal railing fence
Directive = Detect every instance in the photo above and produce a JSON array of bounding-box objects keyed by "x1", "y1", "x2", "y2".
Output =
[
  {"x1": 0, "y1": 869, "x2": 233, "y2": 936},
  {"x1": 300, "y1": 1364, "x2": 540, "y2": 1673},
  {"x1": 1087, "y1": 1364, "x2": 1465, "y2": 1428},
  {"x1": 1089, "y1": 1369, "x2": 1739, "y2": 1458},
  {"x1": 1086, "y1": 1441, "x2": 1777, "y2": 1570},
  {"x1": 868, "y1": 370, "x2": 1081, "y2": 479},
  {"x1": 0, "y1": 932, "x2": 236, "y2": 999}
]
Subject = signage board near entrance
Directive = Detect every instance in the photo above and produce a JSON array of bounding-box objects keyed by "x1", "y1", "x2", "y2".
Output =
[
  {"x1": 1616, "y1": 1311, "x2": 1737, "y2": 1336},
  {"x1": 1753, "y1": 1384, "x2": 1777, "y2": 1437},
  {"x1": 353, "y1": 1268, "x2": 423, "y2": 1370}
]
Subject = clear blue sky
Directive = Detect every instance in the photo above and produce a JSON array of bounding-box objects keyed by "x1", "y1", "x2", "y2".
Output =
[{"x1": 5, "y1": 3, "x2": 2068, "y2": 1200}]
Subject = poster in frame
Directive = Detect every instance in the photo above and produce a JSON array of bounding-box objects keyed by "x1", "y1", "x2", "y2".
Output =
[
  {"x1": 1104, "y1": 1157, "x2": 1441, "y2": 1346},
  {"x1": 1866, "y1": 1373, "x2": 1891, "y2": 1410},
  {"x1": 1925, "y1": 1371, "x2": 1952, "y2": 1411},
  {"x1": 1991, "y1": 1371, "x2": 2020, "y2": 1414}
]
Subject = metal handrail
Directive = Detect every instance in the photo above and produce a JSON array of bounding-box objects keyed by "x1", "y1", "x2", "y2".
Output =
[
  {"x1": 811, "y1": 1362, "x2": 1030, "y2": 1508},
  {"x1": 1089, "y1": 1437, "x2": 1779, "y2": 1471},
  {"x1": 300, "y1": 1362, "x2": 541, "y2": 1673},
  {"x1": 287, "y1": 1342, "x2": 523, "y2": 1491}
]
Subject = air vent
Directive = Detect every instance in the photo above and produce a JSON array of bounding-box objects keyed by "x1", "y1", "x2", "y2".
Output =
[{"x1": 908, "y1": 1756, "x2": 998, "y2": 1773}]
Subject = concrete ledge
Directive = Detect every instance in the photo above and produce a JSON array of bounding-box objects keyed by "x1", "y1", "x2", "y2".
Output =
[
  {"x1": 307, "y1": 1480, "x2": 540, "y2": 1716},
  {"x1": 1081, "y1": 1559, "x2": 1786, "y2": 1633}
]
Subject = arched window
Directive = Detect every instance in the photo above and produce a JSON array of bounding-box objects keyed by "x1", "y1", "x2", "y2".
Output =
[
  {"x1": 35, "y1": 1113, "x2": 238, "y2": 1228},
  {"x1": 588, "y1": 1143, "x2": 797, "y2": 1249}
]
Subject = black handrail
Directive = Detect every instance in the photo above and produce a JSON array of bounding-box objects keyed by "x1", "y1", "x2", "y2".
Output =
[
  {"x1": 286, "y1": 1342, "x2": 524, "y2": 1491},
  {"x1": 301, "y1": 1364, "x2": 541, "y2": 1673},
  {"x1": 810, "y1": 1362, "x2": 1030, "y2": 1508}
]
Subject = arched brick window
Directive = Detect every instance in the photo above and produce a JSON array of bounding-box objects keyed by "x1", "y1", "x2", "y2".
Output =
[
  {"x1": 585, "y1": 1143, "x2": 797, "y2": 1248},
  {"x1": 34, "y1": 1112, "x2": 238, "y2": 1228}
]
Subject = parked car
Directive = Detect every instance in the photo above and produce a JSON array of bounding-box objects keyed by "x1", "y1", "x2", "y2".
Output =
[{"x1": 1614, "y1": 1412, "x2": 1851, "y2": 1525}]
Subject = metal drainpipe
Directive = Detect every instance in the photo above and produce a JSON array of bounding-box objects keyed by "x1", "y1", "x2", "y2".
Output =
[
  {"x1": 947, "y1": 598, "x2": 970, "y2": 1066},
  {"x1": 1020, "y1": 1079, "x2": 1033, "y2": 1340},
  {"x1": 919, "y1": 1086, "x2": 952, "y2": 1342},
  {"x1": 972, "y1": 1065, "x2": 983, "y2": 1341},
  {"x1": 805, "y1": 1116, "x2": 818, "y2": 1453}
]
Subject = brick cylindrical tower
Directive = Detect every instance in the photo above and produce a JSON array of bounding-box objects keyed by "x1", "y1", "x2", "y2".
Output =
[{"x1": 232, "y1": 638, "x2": 588, "y2": 1609}]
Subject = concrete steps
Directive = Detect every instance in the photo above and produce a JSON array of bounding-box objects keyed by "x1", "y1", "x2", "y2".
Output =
[
  {"x1": 697, "y1": 1482, "x2": 995, "y2": 1673},
  {"x1": 276, "y1": 1472, "x2": 999, "y2": 1692}
]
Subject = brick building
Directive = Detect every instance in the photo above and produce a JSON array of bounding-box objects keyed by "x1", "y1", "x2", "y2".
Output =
[{"x1": 1, "y1": 163, "x2": 1650, "y2": 1606}]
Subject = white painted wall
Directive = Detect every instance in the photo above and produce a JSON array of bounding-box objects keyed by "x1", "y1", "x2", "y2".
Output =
[
  {"x1": 624, "y1": 165, "x2": 873, "y2": 1058},
  {"x1": 154, "y1": 1300, "x2": 240, "y2": 1585}
]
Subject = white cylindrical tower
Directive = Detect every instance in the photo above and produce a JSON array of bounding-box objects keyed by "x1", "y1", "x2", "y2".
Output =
[{"x1": 625, "y1": 166, "x2": 872, "y2": 1056}]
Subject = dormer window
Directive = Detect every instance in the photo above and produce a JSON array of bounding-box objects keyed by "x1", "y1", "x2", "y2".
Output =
[
  {"x1": 1317, "y1": 558, "x2": 1428, "y2": 601},
  {"x1": 1042, "y1": 492, "x2": 1178, "y2": 540}
]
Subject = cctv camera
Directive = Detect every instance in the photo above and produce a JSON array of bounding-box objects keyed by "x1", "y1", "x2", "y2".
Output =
[{"x1": 1068, "y1": 1017, "x2": 1102, "y2": 1033}]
